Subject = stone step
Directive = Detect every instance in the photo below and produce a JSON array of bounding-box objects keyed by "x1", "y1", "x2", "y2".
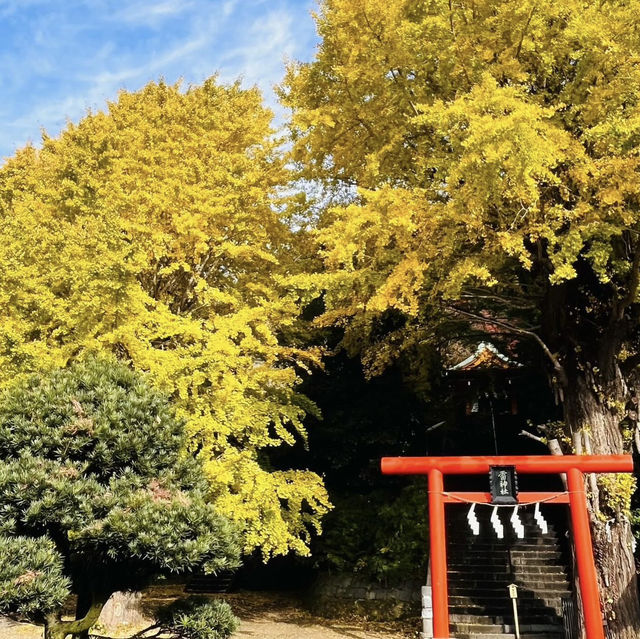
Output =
[
  {"x1": 449, "y1": 586, "x2": 570, "y2": 596},
  {"x1": 448, "y1": 560, "x2": 565, "y2": 571},
  {"x1": 449, "y1": 593, "x2": 570, "y2": 605},
  {"x1": 450, "y1": 613, "x2": 500, "y2": 624},
  {"x1": 448, "y1": 534, "x2": 561, "y2": 545},
  {"x1": 449, "y1": 553, "x2": 565, "y2": 562},
  {"x1": 449, "y1": 610, "x2": 564, "y2": 623},
  {"x1": 448, "y1": 525, "x2": 561, "y2": 534},
  {"x1": 448, "y1": 586, "x2": 571, "y2": 597},
  {"x1": 450, "y1": 613, "x2": 563, "y2": 625},
  {"x1": 449, "y1": 599, "x2": 564, "y2": 611},
  {"x1": 450, "y1": 593, "x2": 564, "y2": 604},
  {"x1": 448, "y1": 537, "x2": 563, "y2": 546},
  {"x1": 450, "y1": 622, "x2": 505, "y2": 634},
  {"x1": 513, "y1": 557, "x2": 564, "y2": 566},
  {"x1": 449, "y1": 548, "x2": 564, "y2": 556},
  {"x1": 448, "y1": 543, "x2": 561, "y2": 552},
  {"x1": 449, "y1": 548, "x2": 562, "y2": 555},
  {"x1": 447, "y1": 573, "x2": 569, "y2": 584},
  {"x1": 451, "y1": 623, "x2": 564, "y2": 636},
  {"x1": 450, "y1": 616, "x2": 563, "y2": 628},
  {"x1": 449, "y1": 595, "x2": 564, "y2": 611},
  {"x1": 504, "y1": 622, "x2": 564, "y2": 633},
  {"x1": 448, "y1": 566, "x2": 568, "y2": 576}
]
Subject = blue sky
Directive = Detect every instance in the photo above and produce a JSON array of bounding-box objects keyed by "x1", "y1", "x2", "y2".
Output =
[{"x1": 0, "y1": 0, "x2": 319, "y2": 160}]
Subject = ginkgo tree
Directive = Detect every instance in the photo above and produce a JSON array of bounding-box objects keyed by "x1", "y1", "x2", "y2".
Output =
[
  {"x1": 0, "y1": 77, "x2": 329, "y2": 559},
  {"x1": 282, "y1": 0, "x2": 640, "y2": 634}
]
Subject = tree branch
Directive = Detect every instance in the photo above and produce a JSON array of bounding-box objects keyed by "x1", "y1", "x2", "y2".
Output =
[
  {"x1": 515, "y1": 3, "x2": 537, "y2": 60},
  {"x1": 460, "y1": 290, "x2": 536, "y2": 310},
  {"x1": 48, "y1": 591, "x2": 111, "y2": 638},
  {"x1": 617, "y1": 242, "x2": 640, "y2": 319},
  {"x1": 519, "y1": 429, "x2": 545, "y2": 444},
  {"x1": 445, "y1": 304, "x2": 569, "y2": 386}
]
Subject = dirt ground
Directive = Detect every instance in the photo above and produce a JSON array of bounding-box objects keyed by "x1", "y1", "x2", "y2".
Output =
[{"x1": 0, "y1": 591, "x2": 417, "y2": 639}]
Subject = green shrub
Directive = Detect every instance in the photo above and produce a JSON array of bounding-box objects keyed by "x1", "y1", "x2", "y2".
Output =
[
  {"x1": 157, "y1": 597, "x2": 239, "y2": 639},
  {"x1": 315, "y1": 480, "x2": 428, "y2": 583}
]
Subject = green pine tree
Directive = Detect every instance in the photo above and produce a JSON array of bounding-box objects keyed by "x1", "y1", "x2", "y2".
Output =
[{"x1": 0, "y1": 357, "x2": 241, "y2": 639}]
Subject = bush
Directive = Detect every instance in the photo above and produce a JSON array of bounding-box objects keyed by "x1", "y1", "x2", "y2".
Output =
[
  {"x1": 315, "y1": 480, "x2": 428, "y2": 583},
  {"x1": 157, "y1": 597, "x2": 239, "y2": 639}
]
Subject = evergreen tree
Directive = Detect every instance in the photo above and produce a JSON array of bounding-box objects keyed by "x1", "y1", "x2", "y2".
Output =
[{"x1": 0, "y1": 357, "x2": 240, "y2": 639}]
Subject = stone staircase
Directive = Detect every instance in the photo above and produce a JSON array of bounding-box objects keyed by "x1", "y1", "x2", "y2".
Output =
[{"x1": 446, "y1": 505, "x2": 572, "y2": 638}]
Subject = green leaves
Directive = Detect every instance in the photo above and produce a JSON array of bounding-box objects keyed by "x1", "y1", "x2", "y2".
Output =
[
  {"x1": 0, "y1": 358, "x2": 241, "y2": 623},
  {"x1": 70, "y1": 484, "x2": 241, "y2": 575},
  {"x1": 0, "y1": 357, "x2": 186, "y2": 480},
  {"x1": 0, "y1": 536, "x2": 70, "y2": 620}
]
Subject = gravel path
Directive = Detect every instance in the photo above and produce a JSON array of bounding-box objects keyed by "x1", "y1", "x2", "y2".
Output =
[
  {"x1": 237, "y1": 616, "x2": 408, "y2": 639},
  {"x1": 0, "y1": 591, "x2": 414, "y2": 639}
]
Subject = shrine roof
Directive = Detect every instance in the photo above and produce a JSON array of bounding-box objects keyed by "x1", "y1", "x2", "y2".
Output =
[{"x1": 449, "y1": 342, "x2": 522, "y2": 371}]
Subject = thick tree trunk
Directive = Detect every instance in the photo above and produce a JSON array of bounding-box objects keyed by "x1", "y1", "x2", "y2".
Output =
[
  {"x1": 44, "y1": 614, "x2": 67, "y2": 639},
  {"x1": 75, "y1": 590, "x2": 91, "y2": 639},
  {"x1": 43, "y1": 593, "x2": 109, "y2": 639},
  {"x1": 564, "y1": 372, "x2": 640, "y2": 639}
]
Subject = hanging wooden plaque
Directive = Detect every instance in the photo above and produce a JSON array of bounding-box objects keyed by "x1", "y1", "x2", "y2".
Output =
[{"x1": 489, "y1": 465, "x2": 518, "y2": 505}]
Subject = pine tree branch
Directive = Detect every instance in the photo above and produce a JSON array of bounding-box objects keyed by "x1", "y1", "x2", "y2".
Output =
[{"x1": 51, "y1": 591, "x2": 111, "y2": 636}]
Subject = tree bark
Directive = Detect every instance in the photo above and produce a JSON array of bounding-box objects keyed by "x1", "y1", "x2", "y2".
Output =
[
  {"x1": 75, "y1": 590, "x2": 91, "y2": 639},
  {"x1": 563, "y1": 371, "x2": 640, "y2": 639},
  {"x1": 43, "y1": 593, "x2": 109, "y2": 639}
]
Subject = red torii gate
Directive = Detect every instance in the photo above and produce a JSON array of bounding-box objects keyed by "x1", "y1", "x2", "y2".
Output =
[{"x1": 381, "y1": 454, "x2": 634, "y2": 639}]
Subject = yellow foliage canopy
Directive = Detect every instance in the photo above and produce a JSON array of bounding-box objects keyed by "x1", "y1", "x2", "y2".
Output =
[
  {"x1": 282, "y1": 0, "x2": 640, "y2": 370},
  {"x1": 283, "y1": 2, "x2": 640, "y2": 631},
  {"x1": 0, "y1": 78, "x2": 330, "y2": 558}
]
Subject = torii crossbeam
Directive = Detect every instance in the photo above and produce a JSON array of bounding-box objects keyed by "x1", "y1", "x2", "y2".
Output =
[{"x1": 381, "y1": 454, "x2": 634, "y2": 639}]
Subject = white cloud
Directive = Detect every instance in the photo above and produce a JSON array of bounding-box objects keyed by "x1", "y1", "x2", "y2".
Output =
[
  {"x1": 89, "y1": 33, "x2": 211, "y2": 88},
  {"x1": 113, "y1": 0, "x2": 195, "y2": 25},
  {"x1": 214, "y1": 8, "x2": 299, "y2": 108},
  {"x1": 0, "y1": 0, "x2": 318, "y2": 159}
]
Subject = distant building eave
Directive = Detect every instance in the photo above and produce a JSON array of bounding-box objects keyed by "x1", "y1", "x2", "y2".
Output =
[{"x1": 448, "y1": 342, "x2": 523, "y2": 371}]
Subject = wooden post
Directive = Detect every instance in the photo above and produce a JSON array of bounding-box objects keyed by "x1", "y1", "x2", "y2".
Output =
[
  {"x1": 567, "y1": 468, "x2": 605, "y2": 639},
  {"x1": 428, "y1": 468, "x2": 449, "y2": 638}
]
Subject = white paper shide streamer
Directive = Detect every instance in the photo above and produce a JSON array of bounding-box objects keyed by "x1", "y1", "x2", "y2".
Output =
[
  {"x1": 510, "y1": 506, "x2": 524, "y2": 539},
  {"x1": 467, "y1": 503, "x2": 480, "y2": 535},
  {"x1": 490, "y1": 506, "x2": 504, "y2": 539},
  {"x1": 534, "y1": 502, "x2": 548, "y2": 534}
]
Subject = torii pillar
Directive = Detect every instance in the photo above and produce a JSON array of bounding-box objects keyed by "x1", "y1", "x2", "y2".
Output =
[{"x1": 381, "y1": 454, "x2": 634, "y2": 639}]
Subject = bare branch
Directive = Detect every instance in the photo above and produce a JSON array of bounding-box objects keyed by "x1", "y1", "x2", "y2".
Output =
[
  {"x1": 460, "y1": 290, "x2": 537, "y2": 310},
  {"x1": 445, "y1": 304, "x2": 569, "y2": 386},
  {"x1": 519, "y1": 429, "x2": 545, "y2": 444}
]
